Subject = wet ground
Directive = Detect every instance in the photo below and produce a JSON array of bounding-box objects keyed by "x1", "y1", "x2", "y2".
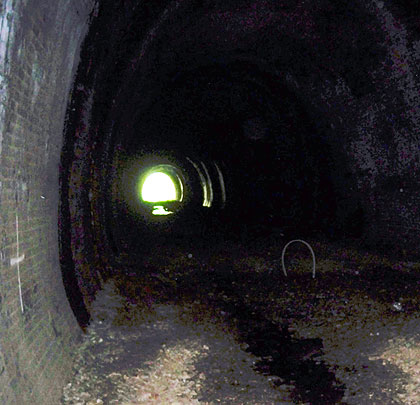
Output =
[{"x1": 62, "y1": 232, "x2": 420, "y2": 404}]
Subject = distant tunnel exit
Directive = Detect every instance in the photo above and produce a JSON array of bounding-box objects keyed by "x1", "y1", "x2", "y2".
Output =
[
  {"x1": 141, "y1": 172, "x2": 177, "y2": 203},
  {"x1": 137, "y1": 165, "x2": 184, "y2": 216}
]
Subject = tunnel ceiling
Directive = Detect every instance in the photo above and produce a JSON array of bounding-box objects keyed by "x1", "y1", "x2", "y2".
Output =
[
  {"x1": 106, "y1": 0, "x2": 388, "y2": 158},
  {"x1": 84, "y1": 0, "x2": 361, "y2": 236}
]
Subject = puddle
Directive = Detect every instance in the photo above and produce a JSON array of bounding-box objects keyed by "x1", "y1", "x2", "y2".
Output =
[{"x1": 193, "y1": 269, "x2": 347, "y2": 405}]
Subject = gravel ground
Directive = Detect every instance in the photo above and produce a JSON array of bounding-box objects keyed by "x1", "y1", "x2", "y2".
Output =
[
  {"x1": 61, "y1": 235, "x2": 420, "y2": 404},
  {"x1": 61, "y1": 282, "x2": 292, "y2": 404}
]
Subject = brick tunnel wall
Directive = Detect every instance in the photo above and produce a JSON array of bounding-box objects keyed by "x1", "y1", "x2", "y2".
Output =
[
  {"x1": 289, "y1": 0, "x2": 420, "y2": 255},
  {"x1": 0, "y1": 1, "x2": 95, "y2": 404},
  {"x1": 0, "y1": 0, "x2": 420, "y2": 404}
]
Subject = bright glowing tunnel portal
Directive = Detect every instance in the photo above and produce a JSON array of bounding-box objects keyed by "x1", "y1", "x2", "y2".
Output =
[
  {"x1": 138, "y1": 165, "x2": 184, "y2": 216},
  {"x1": 142, "y1": 172, "x2": 176, "y2": 202}
]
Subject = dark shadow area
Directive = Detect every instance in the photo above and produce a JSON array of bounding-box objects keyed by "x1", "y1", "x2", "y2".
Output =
[
  {"x1": 113, "y1": 244, "x2": 346, "y2": 403},
  {"x1": 109, "y1": 227, "x2": 420, "y2": 403},
  {"x1": 176, "y1": 264, "x2": 347, "y2": 405},
  {"x1": 59, "y1": 122, "x2": 91, "y2": 331}
]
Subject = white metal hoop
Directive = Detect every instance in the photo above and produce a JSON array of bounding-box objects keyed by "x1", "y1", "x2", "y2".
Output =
[{"x1": 281, "y1": 239, "x2": 316, "y2": 279}]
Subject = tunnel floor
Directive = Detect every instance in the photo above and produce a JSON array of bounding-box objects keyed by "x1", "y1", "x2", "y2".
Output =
[{"x1": 61, "y1": 234, "x2": 420, "y2": 404}]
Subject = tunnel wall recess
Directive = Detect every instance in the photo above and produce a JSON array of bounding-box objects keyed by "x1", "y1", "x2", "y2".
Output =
[{"x1": 0, "y1": 1, "x2": 95, "y2": 404}]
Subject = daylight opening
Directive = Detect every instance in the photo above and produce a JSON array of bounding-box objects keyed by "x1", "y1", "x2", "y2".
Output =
[{"x1": 141, "y1": 172, "x2": 177, "y2": 202}]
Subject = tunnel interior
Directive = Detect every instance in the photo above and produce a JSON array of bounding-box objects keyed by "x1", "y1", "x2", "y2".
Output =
[
  {"x1": 59, "y1": 0, "x2": 420, "y2": 329},
  {"x1": 62, "y1": 1, "x2": 371, "y2": 297},
  {"x1": 1, "y1": 0, "x2": 420, "y2": 403},
  {"x1": 108, "y1": 59, "x2": 342, "y2": 254}
]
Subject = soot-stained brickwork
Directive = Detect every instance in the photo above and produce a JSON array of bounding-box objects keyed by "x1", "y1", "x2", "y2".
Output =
[{"x1": 0, "y1": 1, "x2": 94, "y2": 404}]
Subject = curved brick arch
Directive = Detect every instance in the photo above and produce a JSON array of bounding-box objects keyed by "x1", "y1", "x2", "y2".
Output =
[{"x1": 1, "y1": 1, "x2": 419, "y2": 404}]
